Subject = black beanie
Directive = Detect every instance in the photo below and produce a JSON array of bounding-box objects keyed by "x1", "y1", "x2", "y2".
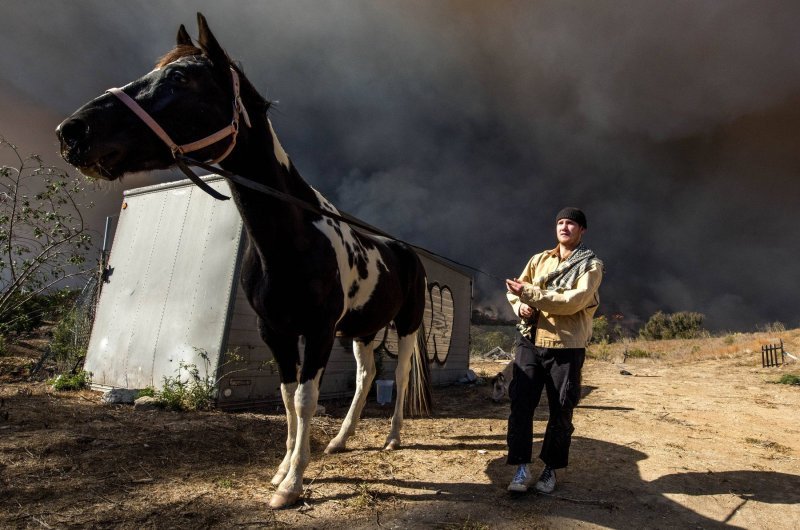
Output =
[{"x1": 556, "y1": 207, "x2": 587, "y2": 228}]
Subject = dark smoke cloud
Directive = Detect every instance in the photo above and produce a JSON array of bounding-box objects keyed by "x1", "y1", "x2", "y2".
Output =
[{"x1": 1, "y1": 1, "x2": 799, "y2": 331}]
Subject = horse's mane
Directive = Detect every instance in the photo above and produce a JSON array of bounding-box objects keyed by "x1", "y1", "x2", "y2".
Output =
[
  {"x1": 156, "y1": 45, "x2": 201, "y2": 68},
  {"x1": 155, "y1": 45, "x2": 271, "y2": 113}
]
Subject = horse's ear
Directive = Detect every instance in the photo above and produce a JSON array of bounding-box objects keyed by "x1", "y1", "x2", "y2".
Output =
[
  {"x1": 176, "y1": 24, "x2": 192, "y2": 46},
  {"x1": 196, "y1": 12, "x2": 228, "y2": 66}
]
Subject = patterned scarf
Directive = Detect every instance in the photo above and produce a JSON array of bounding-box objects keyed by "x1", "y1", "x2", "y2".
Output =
[
  {"x1": 538, "y1": 243, "x2": 599, "y2": 292},
  {"x1": 516, "y1": 244, "x2": 600, "y2": 339}
]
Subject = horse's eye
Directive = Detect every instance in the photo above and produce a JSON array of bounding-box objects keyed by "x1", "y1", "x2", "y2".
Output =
[{"x1": 170, "y1": 70, "x2": 189, "y2": 85}]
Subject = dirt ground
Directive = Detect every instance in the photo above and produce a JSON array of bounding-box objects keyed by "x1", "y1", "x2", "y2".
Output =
[{"x1": 1, "y1": 331, "x2": 799, "y2": 529}]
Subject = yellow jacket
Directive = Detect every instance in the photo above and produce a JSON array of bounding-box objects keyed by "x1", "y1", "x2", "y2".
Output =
[{"x1": 507, "y1": 247, "x2": 603, "y2": 348}]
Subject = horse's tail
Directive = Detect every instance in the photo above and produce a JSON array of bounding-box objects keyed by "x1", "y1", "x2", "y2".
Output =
[{"x1": 405, "y1": 324, "x2": 432, "y2": 417}]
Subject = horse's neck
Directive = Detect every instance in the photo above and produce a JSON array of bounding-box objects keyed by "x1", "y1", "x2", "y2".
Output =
[{"x1": 221, "y1": 120, "x2": 318, "y2": 260}]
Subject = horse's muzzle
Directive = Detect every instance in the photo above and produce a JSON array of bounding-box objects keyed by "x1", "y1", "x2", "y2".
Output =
[
  {"x1": 56, "y1": 116, "x2": 91, "y2": 164},
  {"x1": 56, "y1": 116, "x2": 118, "y2": 180}
]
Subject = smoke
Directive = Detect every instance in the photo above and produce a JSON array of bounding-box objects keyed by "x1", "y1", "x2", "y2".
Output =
[{"x1": 1, "y1": 1, "x2": 799, "y2": 330}]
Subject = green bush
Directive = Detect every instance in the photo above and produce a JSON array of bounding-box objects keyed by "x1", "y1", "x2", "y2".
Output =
[
  {"x1": 146, "y1": 348, "x2": 252, "y2": 411},
  {"x1": 777, "y1": 374, "x2": 800, "y2": 386},
  {"x1": 469, "y1": 325, "x2": 515, "y2": 356},
  {"x1": 591, "y1": 316, "x2": 609, "y2": 344},
  {"x1": 137, "y1": 386, "x2": 156, "y2": 398},
  {"x1": 50, "y1": 369, "x2": 91, "y2": 391},
  {"x1": 159, "y1": 365, "x2": 215, "y2": 411},
  {"x1": 0, "y1": 294, "x2": 46, "y2": 336},
  {"x1": 1, "y1": 140, "x2": 95, "y2": 337},
  {"x1": 0, "y1": 289, "x2": 77, "y2": 339},
  {"x1": 639, "y1": 311, "x2": 706, "y2": 340},
  {"x1": 625, "y1": 348, "x2": 655, "y2": 359},
  {"x1": 157, "y1": 350, "x2": 219, "y2": 411},
  {"x1": 49, "y1": 307, "x2": 89, "y2": 371}
]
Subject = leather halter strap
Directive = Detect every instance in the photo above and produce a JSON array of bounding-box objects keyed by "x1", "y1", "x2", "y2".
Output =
[{"x1": 107, "y1": 66, "x2": 251, "y2": 166}]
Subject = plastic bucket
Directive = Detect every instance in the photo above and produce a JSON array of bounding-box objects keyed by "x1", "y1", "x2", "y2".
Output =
[{"x1": 375, "y1": 379, "x2": 394, "y2": 405}]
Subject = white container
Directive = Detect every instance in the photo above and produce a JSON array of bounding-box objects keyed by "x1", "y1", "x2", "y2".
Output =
[{"x1": 375, "y1": 379, "x2": 394, "y2": 405}]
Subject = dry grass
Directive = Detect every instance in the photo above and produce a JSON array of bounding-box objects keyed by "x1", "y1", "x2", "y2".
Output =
[
  {"x1": 744, "y1": 437, "x2": 793, "y2": 454},
  {"x1": 587, "y1": 327, "x2": 800, "y2": 365}
]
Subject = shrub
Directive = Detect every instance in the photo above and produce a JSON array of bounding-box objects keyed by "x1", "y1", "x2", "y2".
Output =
[
  {"x1": 591, "y1": 315, "x2": 610, "y2": 344},
  {"x1": 639, "y1": 311, "x2": 706, "y2": 340},
  {"x1": 137, "y1": 386, "x2": 156, "y2": 398},
  {"x1": 1, "y1": 139, "x2": 95, "y2": 337},
  {"x1": 159, "y1": 360, "x2": 217, "y2": 411},
  {"x1": 777, "y1": 374, "x2": 800, "y2": 386},
  {"x1": 625, "y1": 348, "x2": 655, "y2": 359},
  {"x1": 469, "y1": 326, "x2": 515, "y2": 356},
  {"x1": 156, "y1": 349, "x2": 233, "y2": 411},
  {"x1": 759, "y1": 321, "x2": 786, "y2": 333},
  {"x1": 0, "y1": 289, "x2": 78, "y2": 337},
  {"x1": 149, "y1": 348, "x2": 252, "y2": 411},
  {"x1": 49, "y1": 307, "x2": 90, "y2": 372},
  {"x1": 587, "y1": 341, "x2": 612, "y2": 361},
  {"x1": 50, "y1": 369, "x2": 91, "y2": 391}
]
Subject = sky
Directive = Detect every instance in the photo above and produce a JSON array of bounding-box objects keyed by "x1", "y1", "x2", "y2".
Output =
[{"x1": 1, "y1": 1, "x2": 799, "y2": 331}]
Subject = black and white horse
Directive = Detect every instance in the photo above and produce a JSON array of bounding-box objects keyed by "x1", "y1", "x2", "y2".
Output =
[{"x1": 56, "y1": 13, "x2": 429, "y2": 509}]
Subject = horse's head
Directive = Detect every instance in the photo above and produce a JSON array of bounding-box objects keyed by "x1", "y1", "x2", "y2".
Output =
[{"x1": 56, "y1": 13, "x2": 261, "y2": 181}]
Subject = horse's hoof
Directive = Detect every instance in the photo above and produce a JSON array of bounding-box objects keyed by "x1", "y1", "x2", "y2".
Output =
[
  {"x1": 324, "y1": 442, "x2": 347, "y2": 454},
  {"x1": 384, "y1": 439, "x2": 400, "y2": 451},
  {"x1": 270, "y1": 471, "x2": 287, "y2": 487},
  {"x1": 269, "y1": 490, "x2": 300, "y2": 509}
]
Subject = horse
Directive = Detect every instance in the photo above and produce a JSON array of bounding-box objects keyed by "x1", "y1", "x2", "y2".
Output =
[{"x1": 56, "y1": 13, "x2": 430, "y2": 509}]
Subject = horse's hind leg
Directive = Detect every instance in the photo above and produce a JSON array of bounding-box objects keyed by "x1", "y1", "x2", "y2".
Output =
[
  {"x1": 385, "y1": 331, "x2": 417, "y2": 450},
  {"x1": 326, "y1": 338, "x2": 376, "y2": 454}
]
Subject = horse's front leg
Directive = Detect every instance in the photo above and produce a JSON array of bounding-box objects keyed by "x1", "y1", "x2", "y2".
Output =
[
  {"x1": 271, "y1": 382, "x2": 297, "y2": 487},
  {"x1": 270, "y1": 333, "x2": 333, "y2": 510},
  {"x1": 259, "y1": 326, "x2": 300, "y2": 489},
  {"x1": 385, "y1": 332, "x2": 417, "y2": 450},
  {"x1": 326, "y1": 338, "x2": 376, "y2": 453}
]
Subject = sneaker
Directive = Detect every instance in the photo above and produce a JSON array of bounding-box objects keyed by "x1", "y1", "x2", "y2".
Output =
[
  {"x1": 534, "y1": 466, "x2": 556, "y2": 493},
  {"x1": 507, "y1": 464, "x2": 532, "y2": 492}
]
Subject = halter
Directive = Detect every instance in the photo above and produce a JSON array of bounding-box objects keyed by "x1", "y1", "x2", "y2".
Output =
[{"x1": 107, "y1": 66, "x2": 252, "y2": 200}]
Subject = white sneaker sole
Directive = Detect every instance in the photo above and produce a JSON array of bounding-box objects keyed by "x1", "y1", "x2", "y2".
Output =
[{"x1": 507, "y1": 483, "x2": 529, "y2": 493}]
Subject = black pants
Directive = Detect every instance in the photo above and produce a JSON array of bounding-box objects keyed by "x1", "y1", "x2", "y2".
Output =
[{"x1": 506, "y1": 334, "x2": 585, "y2": 469}]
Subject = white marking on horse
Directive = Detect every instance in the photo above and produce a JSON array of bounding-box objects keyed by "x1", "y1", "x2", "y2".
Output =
[
  {"x1": 268, "y1": 119, "x2": 290, "y2": 170},
  {"x1": 311, "y1": 189, "x2": 385, "y2": 312},
  {"x1": 274, "y1": 368, "x2": 323, "y2": 504}
]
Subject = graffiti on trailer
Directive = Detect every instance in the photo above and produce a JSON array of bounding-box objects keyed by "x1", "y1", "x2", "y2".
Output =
[{"x1": 375, "y1": 282, "x2": 454, "y2": 365}]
